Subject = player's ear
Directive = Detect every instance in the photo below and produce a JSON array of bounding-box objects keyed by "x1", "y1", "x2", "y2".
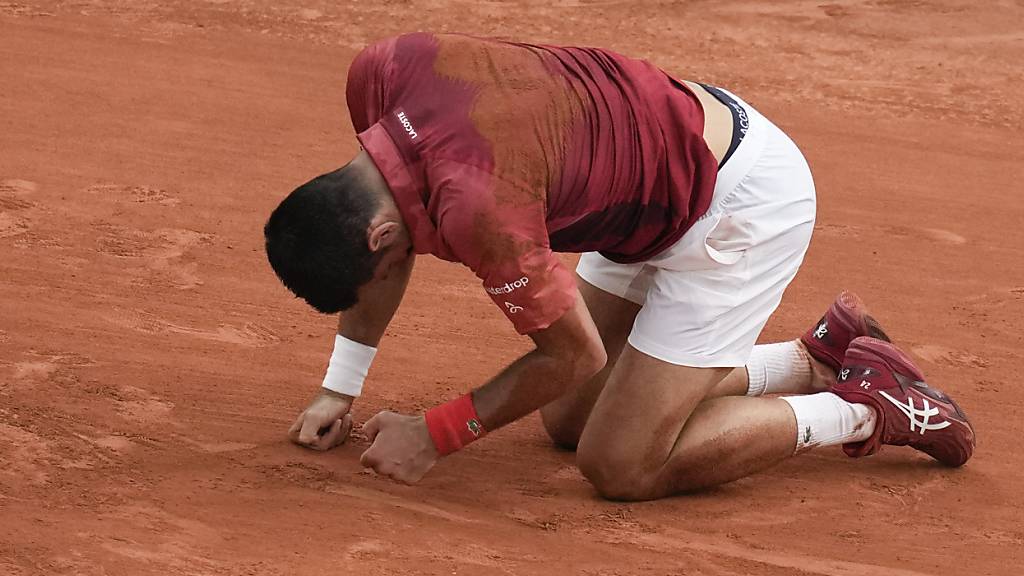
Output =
[{"x1": 367, "y1": 221, "x2": 401, "y2": 253}]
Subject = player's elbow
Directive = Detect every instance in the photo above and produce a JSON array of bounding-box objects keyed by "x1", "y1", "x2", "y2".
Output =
[
  {"x1": 543, "y1": 336, "x2": 605, "y2": 390},
  {"x1": 570, "y1": 338, "x2": 607, "y2": 383},
  {"x1": 531, "y1": 297, "x2": 606, "y2": 384},
  {"x1": 585, "y1": 341, "x2": 608, "y2": 378}
]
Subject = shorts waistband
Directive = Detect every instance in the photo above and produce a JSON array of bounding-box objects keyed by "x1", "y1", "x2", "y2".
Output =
[
  {"x1": 698, "y1": 83, "x2": 748, "y2": 168},
  {"x1": 701, "y1": 87, "x2": 770, "y2": 214}
]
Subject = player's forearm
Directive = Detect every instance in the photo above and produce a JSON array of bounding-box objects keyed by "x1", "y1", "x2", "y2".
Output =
[
  {"x1": 472, "y1": 291, "x2": 605, "y2": 429},
  {"x1": 337, "y1": 254, "x2": 415, "y2": 346},
  {"x1": 472, "y1": 346, "x2": 604, "y2": 430},
  {"x1": 422, "y1": 291, "x2": 602, "y2": 457}
]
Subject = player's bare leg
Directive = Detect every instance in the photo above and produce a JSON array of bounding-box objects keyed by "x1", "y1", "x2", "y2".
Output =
[
  {"x1": 577, "y1": 349, "x2": 817, "y2": 500},
  {"x1": 541, "y1": 280, "x2": 835, "y2": 450},
  {"x1": 571, "y1": 290, "x2": 917, "y2": 499}
]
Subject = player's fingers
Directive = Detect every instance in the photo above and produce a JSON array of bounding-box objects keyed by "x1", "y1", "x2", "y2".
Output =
[
  {"x1": 359, "y1": 445, "x2": 378, "y2": 469},
  {"x1": 375, "y1": 463, "x2": 396, "y2": 480},
  {"x1": 297, "y1": 416, "x2": 322, "y2": 446},
  {"x1": 287, "y1": 414, "x2": 304, "y2": 440},
  {"x1": 395, "y1": 464, "x2": 428, "y2": 485},
  {"x1": 335, "y1": 414, "x2": 354, "y2": 447},
  {"x1": 361, "y1": 412, "x2": 385, "y2": 442},
  {"x1": 307, "y1": 419, "x2": 340, "y2": 451},
  {"x1": 316, "y1": 416, "x2": 352, "y2": 451}
]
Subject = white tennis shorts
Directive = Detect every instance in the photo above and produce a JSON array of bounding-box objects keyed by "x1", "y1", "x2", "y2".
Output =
[{"x1": 576, "y1": 91, "x2": 816, "y2": 367}]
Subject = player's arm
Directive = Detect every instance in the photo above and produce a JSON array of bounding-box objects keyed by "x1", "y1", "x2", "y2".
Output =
[
  {"x1": 358, "y1": 164, "x2": 604, "y2": 482},
  {"x1": 359, "y1": 196, "x2": 607, "y2": 482},
  {"x1": 338, "y1": 251, "x2": 416, "y2": 346},
  {"x1": 358, "y1": 292, "x2": 604, "y2": 483},
  {"x1": 472, "y1": 289, "x2": 605, "y2": 430},
  {"x1": 288, "y1": 253, "x2": 415, "y2": 450}
]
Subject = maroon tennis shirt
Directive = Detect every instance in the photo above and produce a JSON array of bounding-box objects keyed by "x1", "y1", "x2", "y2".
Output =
[{"x1": 349, "y1": 33, "x2": 717, "y2": 334}]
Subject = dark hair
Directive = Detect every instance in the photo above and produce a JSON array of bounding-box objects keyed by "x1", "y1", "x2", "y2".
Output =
[{"x1": 264, "y1": 165, "x2": 381, "y2": 313}]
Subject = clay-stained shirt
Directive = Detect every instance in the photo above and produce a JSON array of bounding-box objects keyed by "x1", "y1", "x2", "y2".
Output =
[{"x1": 349, "y1": 33, "x2": 717, "y2": 333}]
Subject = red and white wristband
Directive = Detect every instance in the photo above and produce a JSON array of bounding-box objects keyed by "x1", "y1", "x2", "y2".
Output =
[
  {"x1": 321, "y1": 335, "x2": 377, "y2": 398},
  {"x1": 425, "y1": 393, "x2": 487, "y2": 456}
]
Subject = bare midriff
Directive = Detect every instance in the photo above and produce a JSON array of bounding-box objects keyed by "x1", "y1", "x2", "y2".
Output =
[{"x1": 682, "y1": 80, "x2": 736, "y2": 168}]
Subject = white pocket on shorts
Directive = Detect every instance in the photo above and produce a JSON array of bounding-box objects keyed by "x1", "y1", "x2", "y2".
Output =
[
  {"x1": 703, "y1": 212, "x2": 750, "y2": 266},
  {"x1": 652, "y1": 211, "x2": 750, "y2": 272}
]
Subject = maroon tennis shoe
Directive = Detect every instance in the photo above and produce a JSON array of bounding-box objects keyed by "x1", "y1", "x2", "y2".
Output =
[
  {"x1": 801, "y1": 291, "x2": 890, "y2": 373},
  {"x1": 832, "y1": 337, "x2": 975, "y2": 467}
]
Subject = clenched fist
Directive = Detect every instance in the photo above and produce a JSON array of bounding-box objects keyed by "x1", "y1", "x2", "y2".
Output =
[
  {"x1": 360, "y1": 411, "x2": 438, "y2": 484},
  {"x1": 288, "y1": 390, "x2": 354, "y2": 451}
]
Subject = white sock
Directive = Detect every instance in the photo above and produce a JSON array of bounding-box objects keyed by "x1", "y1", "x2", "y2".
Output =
[
  {"x1": 745, "y1": 341, "x2": 812, "y2": 396},
  {"x1": 780, "y1": 393, "x2": 877, "y2": 454}
]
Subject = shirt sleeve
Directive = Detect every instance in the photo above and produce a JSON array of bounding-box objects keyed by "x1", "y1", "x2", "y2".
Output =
[{"x1": 434, "y1": 162, "x2": 577, "y2": 335}]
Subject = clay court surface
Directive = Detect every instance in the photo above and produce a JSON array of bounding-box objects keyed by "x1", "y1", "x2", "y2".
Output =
[{"x1": 2, "y1": 0, "x2": 1023, "y2": 574}]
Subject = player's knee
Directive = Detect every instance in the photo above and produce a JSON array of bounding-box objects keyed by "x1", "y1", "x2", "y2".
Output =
[
  {"x1": 576, "y1": 444, "x2": 655, "y2": 501},
  {"x1": 581, "y1": 464, "x2": 655, "y2": 502},
  {"x1": 540, "y1": 407, "x2": 582, "y2": 450}
]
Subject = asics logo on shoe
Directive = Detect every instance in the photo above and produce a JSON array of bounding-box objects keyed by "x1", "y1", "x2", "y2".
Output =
[
  {"x1": 879, "y1": 390, "x2": 952, "y2": 434},
  {"x1": 814, "y1": 321, "x2": 828, "y2": 339}
]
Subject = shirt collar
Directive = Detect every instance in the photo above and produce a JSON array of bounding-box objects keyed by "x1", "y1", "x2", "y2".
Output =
[{"x1": 356, "y1": 122, "x2": 437, "y2": 255}]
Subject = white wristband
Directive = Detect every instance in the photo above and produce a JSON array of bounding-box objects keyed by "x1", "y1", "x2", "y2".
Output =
[{"x1": 321, "y1": 335, "x2": 377, "y2": 397}]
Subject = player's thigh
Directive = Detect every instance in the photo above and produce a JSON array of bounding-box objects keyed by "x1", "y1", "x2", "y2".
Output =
[
  {"x1": 576, "y1": 194, "x2": 815, "y2": 488},
  {"x1": 574, "y1": 261, "x2": 774, "y2": 496},
  {"x1": 539, "y1": 258, "x2": 643, "y2": 448},
  {"x1": 572, "y1": 260, "x2": 645, "y2": 350},
  {"x1": 576, "y1": 343, "x2": 730, "y2": 492}
]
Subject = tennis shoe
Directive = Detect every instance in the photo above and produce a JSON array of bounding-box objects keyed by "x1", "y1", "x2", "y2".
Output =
[{"x1": 832, "y1": 337, "x2": 975, "y2": 467}]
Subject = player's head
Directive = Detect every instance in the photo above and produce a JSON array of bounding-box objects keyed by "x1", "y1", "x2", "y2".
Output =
[{"x1": 264, "y1": 152, "x2": 409, "y2": 313}]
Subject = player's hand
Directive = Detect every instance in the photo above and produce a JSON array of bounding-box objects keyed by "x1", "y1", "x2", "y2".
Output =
[
  {"x1": 288, "y1": 390, "x2": 354, "y2": 451},
  {"x1": 359, "y1": 411, "x2": 438, "y2": 484}
]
